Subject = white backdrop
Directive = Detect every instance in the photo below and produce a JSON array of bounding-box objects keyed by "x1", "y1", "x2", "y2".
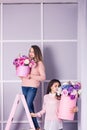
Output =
[{"x1": 0, "y1": 2, "x2": 78, "y2": 130}]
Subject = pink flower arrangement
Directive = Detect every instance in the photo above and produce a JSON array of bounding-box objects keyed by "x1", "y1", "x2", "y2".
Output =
[
  {"x1": 57, "y1": 81, "x2": 81, "y2": 100},
  {"x1": 13, "y1": 55, "x2": 36, "y2": 68},
  {"x1": 13, "y1": 55, "x2": 29, "y2": 67}
]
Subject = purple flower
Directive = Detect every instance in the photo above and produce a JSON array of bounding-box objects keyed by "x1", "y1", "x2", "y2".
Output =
[
  {"x1": 67, "y1": 85, "x2": 74, "y2": 93},
  {"x1": 73, "y1": 84, "x2": 81, "y2": 90},
  {"x1": 61, "y1": 81, "x2": 81, "y2": 100},
  {"x1": 70, "y1": 95, "x2": 75, "y2": 100}
]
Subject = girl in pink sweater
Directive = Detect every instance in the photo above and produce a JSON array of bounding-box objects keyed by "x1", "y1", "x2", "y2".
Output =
[
  {"x1": 20, "y1": 45, "x2": 46, "y2": 130},
  {"x1": 31, "y1": 79, "x2": 63, "y2": 130}
]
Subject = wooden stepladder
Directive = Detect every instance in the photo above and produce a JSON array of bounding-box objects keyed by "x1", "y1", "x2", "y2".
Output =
[{"x1": 5, "y1": 94, "x2": 35, "y2": 130}]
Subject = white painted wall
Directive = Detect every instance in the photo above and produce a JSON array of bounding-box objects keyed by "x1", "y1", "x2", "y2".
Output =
[
  {"x1": 0, "y1": 1, "x2": 80, "y2": 130},
  {"x1": 78, "y1": 0, "x2": 87, "y2": 130}
]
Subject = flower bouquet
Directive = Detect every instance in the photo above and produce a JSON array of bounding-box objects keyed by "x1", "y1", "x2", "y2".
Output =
[
  {"x1": 57, "y1": 81, "x2": 81, "y2": 120},
  {"x1": 13, "y1": 55, "x2": 36, "y2": 77}
]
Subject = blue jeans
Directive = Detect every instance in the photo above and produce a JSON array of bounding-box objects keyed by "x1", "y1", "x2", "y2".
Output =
[{"x1": 22, "y1": 86, "x2": 40, "y2": 129}]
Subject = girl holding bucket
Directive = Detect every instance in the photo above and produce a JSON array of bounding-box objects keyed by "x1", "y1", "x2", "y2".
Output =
[
  {"x1": 31, "y1": 79, "x2": 78, "y2": 130},
  {"x1": 31, "y1": 79, "x2": 63, "y2": 130},
  {"x1": 20, "y1": 45, "x2": 46, "y2": 130}
]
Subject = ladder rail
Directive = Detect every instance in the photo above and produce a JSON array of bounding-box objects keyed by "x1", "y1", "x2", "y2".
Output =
[
  {"x1": 5, "y1": 94, "x2": 20, "y2": 130},
  {"x1": 5, "y1": 94, "x2": 35, "y2": 130},
  {"x1": 21, "y1": 94, "x2": 35, "y2": 130}
]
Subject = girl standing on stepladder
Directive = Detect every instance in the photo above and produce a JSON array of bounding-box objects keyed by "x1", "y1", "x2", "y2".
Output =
[{"x1": 20, "y1": 45, "x2": 46, "y2": 130}]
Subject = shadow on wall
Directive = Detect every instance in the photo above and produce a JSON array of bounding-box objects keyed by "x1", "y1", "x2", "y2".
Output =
[{"x1": 44, "y1": 46, "x2": 60, "y2": 80}]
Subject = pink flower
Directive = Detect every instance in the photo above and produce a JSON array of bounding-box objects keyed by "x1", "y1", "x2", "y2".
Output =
[
  {"x1": 13, "y1": 55, "x2": 36, "y2": 70},
  {"x1": 62, "y1": 89, "x2": 68, "y2": 96},
  {"x1": 13, "y1": 55, "x2": 29, "y2": 67},
  {"x1": 29, "y1": 59, "x2": 37, "y2": 68}
]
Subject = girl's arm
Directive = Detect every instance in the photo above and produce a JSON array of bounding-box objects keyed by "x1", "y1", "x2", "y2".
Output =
[
  {"x1": 19, "y1": 76, "x2": 23, "y2": 80},
  {"x1": 31, "y1": 96, "x2": 46, "y2": 118},
  {"x1": 30, "y1": 61, "x2": 46, "y2": 81}
]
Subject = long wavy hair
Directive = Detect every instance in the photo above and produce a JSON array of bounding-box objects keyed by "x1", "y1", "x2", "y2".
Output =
[{"x1": 31, "y1": 45, "x2": 43, "y2": 62}]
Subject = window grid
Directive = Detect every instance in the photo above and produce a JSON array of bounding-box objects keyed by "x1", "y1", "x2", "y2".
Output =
[{"x1": 0, "y1": 2, "x2": 78, "y2": 130}]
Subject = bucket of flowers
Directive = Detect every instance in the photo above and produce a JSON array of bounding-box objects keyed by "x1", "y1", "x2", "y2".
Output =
[
  {"x1": 57, "y1": 81, "x2": 81, "y2": 120},
  {"x1": 13, "y1": 55, "x2": 36, "y2": 77}
]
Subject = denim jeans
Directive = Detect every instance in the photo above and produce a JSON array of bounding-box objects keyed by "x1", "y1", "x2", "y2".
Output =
[{"x1": 22, "y1": 86, "x2": 40, "y2": 129}]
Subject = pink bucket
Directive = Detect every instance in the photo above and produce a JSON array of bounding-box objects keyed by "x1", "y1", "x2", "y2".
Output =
[
  {"x1": 16, "y1": 66, "x2": 30, "y2": 77},
  {"x1": 58, "y1": 94, "x2": 77, "y2": 120}
]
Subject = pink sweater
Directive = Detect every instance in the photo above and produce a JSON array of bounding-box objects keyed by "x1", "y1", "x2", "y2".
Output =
[
  {"x1": 21, "y1": 61, "x2": 46, "y2": 87},
  {"x1": 36, "y1": 93, "x2": 62, "y2": 121}
]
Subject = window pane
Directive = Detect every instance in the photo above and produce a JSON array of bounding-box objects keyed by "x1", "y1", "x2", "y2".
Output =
[
  {"x1": 44, "y1": 4, "x2": 77, "y2": 40},
  {"x1": 43, "y1": 42, "x2": 77, "y2": 80},
  {"x1": 3, "y1": 4, "x2": 41, "y2": 40}
]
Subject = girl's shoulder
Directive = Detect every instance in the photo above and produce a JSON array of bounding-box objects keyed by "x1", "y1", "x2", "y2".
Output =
[
  {"x1": 44, "y1": 94, "x2": 49, "y2": 98},
  {"x1": 37, "y1": 61, "x2": 45, "y2": 69},
  {"x1": 44, "y1": 94, "x2": 50, "y2": 100},
  {"x1": 38, "y1": 61, "x2": 44, "y2": 65}
]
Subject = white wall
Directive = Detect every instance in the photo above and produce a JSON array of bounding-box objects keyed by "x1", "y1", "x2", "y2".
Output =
[
  {"x1": 78, "y1": 0, "x2": 87, "y2": 130},
  {"x1": 0, "y1": 2, "x2": 78, "y2": 130}
]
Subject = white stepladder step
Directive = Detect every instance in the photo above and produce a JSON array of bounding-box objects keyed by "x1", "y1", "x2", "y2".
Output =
[{"x1": 5, "y1": 94, "x2": 35, "y2": 130}]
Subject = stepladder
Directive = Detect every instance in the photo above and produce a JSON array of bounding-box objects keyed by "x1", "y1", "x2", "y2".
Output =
[{"x1": 5, "y1": 94, "x2": 35, "y2": 130}]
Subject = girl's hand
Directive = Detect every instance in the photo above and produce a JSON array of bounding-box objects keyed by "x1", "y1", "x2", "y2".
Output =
[
  {"x1": 26, "y1": 74, "x2": 31, "y2": 79},
  {"x1": 71, "y1": 106, "x2": 78, "y2": 113},
  {"x1": 31, "y1": 113, "x2": 37, "y2": 117},
  {"x1": 19, "y1": 76, "x2": 23, "y2": 80}
]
